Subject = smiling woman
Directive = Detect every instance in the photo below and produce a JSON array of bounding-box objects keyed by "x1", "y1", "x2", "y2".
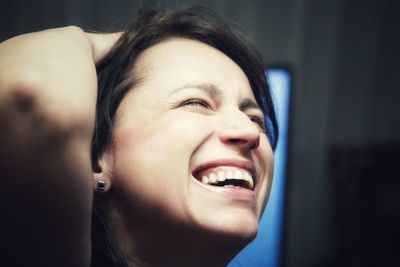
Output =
[{"x1": 0, "y1": 6, "x2": 277, "y2": 267}]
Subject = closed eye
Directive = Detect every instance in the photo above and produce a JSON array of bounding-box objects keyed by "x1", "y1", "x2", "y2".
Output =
[
  {"x1": 180, "y1": 99, "x2": 211, "y2": 109},
  {"x1": 248, "y1": 115, "x2": 266, "y2": 131}
]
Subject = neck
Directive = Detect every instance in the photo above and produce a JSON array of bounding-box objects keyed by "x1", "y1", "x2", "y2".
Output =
[
  {"x1": 126, "y1": 231, "x2": 241, "y2": 267},
  {"x1": 108, "y1": 205, "x2": 247, "y2": 267}
]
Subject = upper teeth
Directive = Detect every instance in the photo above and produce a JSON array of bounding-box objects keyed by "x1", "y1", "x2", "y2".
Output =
[{"x1": 201, "y1": 169, "x2": 254, "y2": 189}]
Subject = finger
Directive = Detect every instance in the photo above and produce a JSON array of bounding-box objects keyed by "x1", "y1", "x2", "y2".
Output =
[{"x1": 86, "y1": 32, "x2": 123, "y2": 63}]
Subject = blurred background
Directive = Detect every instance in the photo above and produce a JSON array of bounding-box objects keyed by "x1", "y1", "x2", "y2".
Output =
[{"x1": 1, "y1": 0, "x2": 399, "y2": 266}]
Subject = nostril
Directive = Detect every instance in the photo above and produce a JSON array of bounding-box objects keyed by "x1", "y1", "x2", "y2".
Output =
[
  {"x1": 228, "y1": 138, "x2": 244, "y2": 144},
  {"x1": 250, "y1": 138, "x2": 260, "y2": 150},
  {"x1": 226, "y1": 137, "x2": 259, "y2": 150}
]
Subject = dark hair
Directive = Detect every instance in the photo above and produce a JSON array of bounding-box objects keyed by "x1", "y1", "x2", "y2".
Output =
[{"x1": 90, "y1": 6, "x2": 278, "y2": 267}]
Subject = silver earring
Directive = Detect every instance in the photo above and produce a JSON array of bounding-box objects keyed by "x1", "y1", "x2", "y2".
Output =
[{"x1": 96, "y1": 180, "x2": 107, "y2": 192}]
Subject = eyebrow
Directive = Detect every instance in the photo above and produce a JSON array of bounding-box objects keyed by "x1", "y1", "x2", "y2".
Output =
[
  {"x1": 170, "y1": 83, "x2": 222, "y2": 99},
  {"x1": 171, "y1": 82, "x2": 263, "y2": 112},
  {"x1": 240, "y1": 98, "x2": 262, "y2": 112}
]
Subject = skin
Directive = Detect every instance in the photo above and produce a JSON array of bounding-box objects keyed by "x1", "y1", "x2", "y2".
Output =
[
  {"x1": 94, "y1": 38, "x2": 274, "y2": 266},
  {"x1": 0, "y1": 27, "x2": 273, "y2": 266},
  {"x1": 0, "y1": 27, "x2": 119, "y2": 267}
]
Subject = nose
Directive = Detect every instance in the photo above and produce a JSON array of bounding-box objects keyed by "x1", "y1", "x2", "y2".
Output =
[{"x1": 218, "y1": 110, "x2": 261, "y2": 150}]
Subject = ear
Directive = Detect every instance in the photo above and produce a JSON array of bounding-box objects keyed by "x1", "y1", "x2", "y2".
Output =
[{"x1": 92, "y1": 154, "x2": 113, "y2": 194}]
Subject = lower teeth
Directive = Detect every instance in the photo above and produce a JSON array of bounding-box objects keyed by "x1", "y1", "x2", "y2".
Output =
[{"x1": 223, "y1": 185, "x2": 243, "y2": 189}]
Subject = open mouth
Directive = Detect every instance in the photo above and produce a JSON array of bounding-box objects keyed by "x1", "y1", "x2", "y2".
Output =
[{"x1": 193, "y1": 168, "x2": 255, "y2": 190}]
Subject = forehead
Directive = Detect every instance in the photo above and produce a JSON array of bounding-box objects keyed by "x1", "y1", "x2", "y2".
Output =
[{"x1": 132, "y1": 38, "x2": 256, "y2": 100}]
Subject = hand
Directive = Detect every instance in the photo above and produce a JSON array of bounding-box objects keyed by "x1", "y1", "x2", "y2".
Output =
[
  {"x1": 0, "y1": 27, "x2": 122, "y2": 134},
  {"x1": 86, "y1": 31, "x2": 122, "y2": 63}
]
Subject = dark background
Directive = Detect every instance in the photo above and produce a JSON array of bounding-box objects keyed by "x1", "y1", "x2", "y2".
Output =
[{"x1": 1, "y1": 0, "x2": 399, "y2": 266}]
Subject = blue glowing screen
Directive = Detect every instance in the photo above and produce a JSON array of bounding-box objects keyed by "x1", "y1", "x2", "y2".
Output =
[{"x1": 229, "y1": 68, "x2": 291, "y2": 267}]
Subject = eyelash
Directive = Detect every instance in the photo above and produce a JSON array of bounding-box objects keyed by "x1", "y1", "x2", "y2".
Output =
[
  {"x1": 249, "y1": 115, "x2": 266, "y2": 131},
  {"x1": 181, "y1": 99, "x2": 211, "y2": 109},
  {"x1": 180, "y1": 99, "x2": 265, "y2": 130}
]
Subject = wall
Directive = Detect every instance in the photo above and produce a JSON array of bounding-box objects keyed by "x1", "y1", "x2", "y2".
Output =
[{"x1": 1, "y1": 0, "x2": 398, "y2": 266}]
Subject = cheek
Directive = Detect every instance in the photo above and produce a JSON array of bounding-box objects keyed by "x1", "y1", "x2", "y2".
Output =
[
  {"x1": 114, "y1": 112, "x2": 213, "y2": 161},
  {"x1": 109, "y1": 112, "x2": 215, "y2": 206},
  {"x1": 255, "y1": 136, "x2": 274, "y2": 217}
]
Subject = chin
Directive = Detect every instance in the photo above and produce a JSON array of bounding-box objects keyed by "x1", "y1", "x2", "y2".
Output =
[
  {"x1": 222, "y1": 221, "x2": 258, "y2": 243},
  {"x1": 196, "y1": 213, "x2": 260, "y2": 247}
]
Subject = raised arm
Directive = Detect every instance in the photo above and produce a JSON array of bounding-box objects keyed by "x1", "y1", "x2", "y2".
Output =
[{"x1": 0, "y1": 27, "x2": 119, "y2": 267}]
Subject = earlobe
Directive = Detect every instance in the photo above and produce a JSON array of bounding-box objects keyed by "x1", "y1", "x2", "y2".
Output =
[
  {"x1": 95, "y1": 179, "x2": 109, "y2": 193},
  {"x1": 92, "y1": 158, "x2": 112, "y2": 193},
  {"x1": 92, "y1": 173, "x2": 112, "y2": 194}
]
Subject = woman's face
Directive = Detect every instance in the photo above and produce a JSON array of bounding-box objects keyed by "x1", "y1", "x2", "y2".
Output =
[{"x1": 104, "y1": 38, "x2": 274, "y2": 242}]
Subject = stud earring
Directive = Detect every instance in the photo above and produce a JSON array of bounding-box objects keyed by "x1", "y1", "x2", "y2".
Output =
[{"x1": 96, "y1": 180, "x2": 107, "y2": 192}]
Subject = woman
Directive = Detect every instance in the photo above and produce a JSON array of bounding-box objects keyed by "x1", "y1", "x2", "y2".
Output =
[{"x1": 0, "y1": 7, "x2": 277, "y2": 267}]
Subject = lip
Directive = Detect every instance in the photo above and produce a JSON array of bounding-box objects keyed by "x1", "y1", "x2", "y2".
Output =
[
  {"x1": 192, "y1": 177, "x2": 256, "y2": 202},
  {"x1": 192, "y1": 159, "x2": 257, "y2": 189}
]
